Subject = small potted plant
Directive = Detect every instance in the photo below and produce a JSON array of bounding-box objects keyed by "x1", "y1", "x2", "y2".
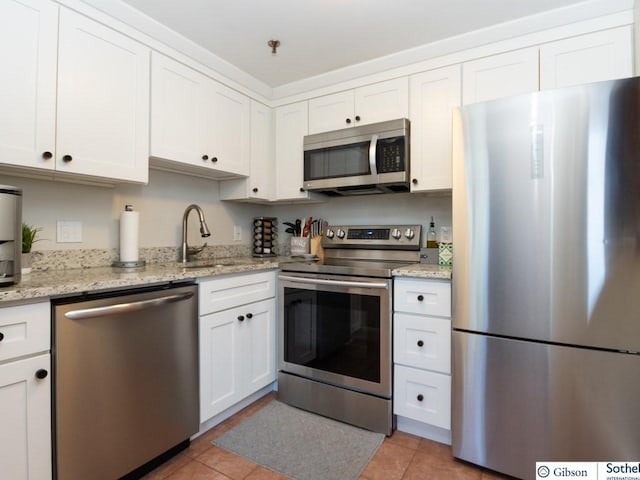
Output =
[{"x1": 22, "y1": 223, "x2": 42, "y2": 274}]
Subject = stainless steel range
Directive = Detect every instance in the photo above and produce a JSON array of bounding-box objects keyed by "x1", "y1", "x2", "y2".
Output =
[{"x1": 278, "y1": 224, "x2": 422, "y2": 435}]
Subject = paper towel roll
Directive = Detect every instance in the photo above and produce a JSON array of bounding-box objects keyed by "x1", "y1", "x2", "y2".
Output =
[{"x1": 119, "y1": 206, "x2": 139, "y2": 262}]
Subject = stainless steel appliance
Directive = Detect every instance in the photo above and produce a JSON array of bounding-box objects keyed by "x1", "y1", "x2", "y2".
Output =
[
  {"x1": 278, "y1": 224, "x2": 421, "y2": 435},
  {"x1": 0, "y1": 185, "x2": 21, "y2": 285},
  {"x1": 452, "y1": 77, "x2": 640, "y2": 479},
  {"x1": 52, "y1": 282, "x2": 199, "y2": 480},
  {"x1": 303, "y1": 118, "x2": 410, "y2": 195}
]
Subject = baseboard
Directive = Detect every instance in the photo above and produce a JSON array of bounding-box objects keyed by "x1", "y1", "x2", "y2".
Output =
[
  {"x1": 194, "y1": 382, "x2": 277, "y2": 438},
  {"x1": 396, "y1": 415, "x2": 452, "y2": 445}
]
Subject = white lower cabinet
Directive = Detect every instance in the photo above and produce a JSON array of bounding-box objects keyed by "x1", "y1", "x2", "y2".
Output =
[
  {"x1": 199, "y1": 271, "x2": 277, "y2": 422},
  {"x1": 393, "y1": 278, "x2": 451, "y2": 442},
  {"x1": 0, "y1": 302, "x2": 51, "y2": 480}
]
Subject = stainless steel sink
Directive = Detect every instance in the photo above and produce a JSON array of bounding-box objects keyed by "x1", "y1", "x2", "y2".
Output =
[{"x1": 179, "y1": 260, "x2": 240, "y2": 269}]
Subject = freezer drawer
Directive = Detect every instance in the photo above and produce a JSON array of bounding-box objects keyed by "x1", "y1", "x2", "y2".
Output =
[{"x1": 452, "y1": 331, "x2": 640, "y2": 480}]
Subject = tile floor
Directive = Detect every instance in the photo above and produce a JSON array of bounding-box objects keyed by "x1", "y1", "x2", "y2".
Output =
[{"x1": 142, "y1": 393, "x2": 511, "y2": 480}]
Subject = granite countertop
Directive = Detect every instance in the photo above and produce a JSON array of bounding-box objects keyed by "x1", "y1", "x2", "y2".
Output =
[
  {"x1": 1, "y1": 257, "x2": 451, "y2": 305},
  {"x1": 0, "y1": 257, "x2": 280, "y2": 304},
  {"x1": 392, "y1": 263, "x2": 453, "y2": 280}
]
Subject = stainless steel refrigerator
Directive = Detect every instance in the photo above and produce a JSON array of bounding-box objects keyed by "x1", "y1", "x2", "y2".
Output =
[{"x1": 452, "y1": 77, "x2": 640, "y2": 480}]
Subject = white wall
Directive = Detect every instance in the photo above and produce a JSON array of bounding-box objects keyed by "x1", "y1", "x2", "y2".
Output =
[{"x1": 4, "y1": 171, "x2": 451, "y2": 252}]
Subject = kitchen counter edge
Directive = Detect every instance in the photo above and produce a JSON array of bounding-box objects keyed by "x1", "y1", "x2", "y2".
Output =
[{"x1": 392, "y1": 263, "x2": 452, "y2": 280}]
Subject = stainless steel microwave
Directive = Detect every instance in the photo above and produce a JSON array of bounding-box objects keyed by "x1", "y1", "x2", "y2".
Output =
[{"x1": 303, "y1": 118, "x2": 410, "y2": 196}]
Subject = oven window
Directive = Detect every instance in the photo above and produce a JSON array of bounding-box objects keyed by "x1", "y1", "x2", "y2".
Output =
[
  {"x1": 283, "y1": 287, "x2": 381, "y2": 383},
  {"x1": 304, "y1": 141, "x2": 371, "y2": 180}
]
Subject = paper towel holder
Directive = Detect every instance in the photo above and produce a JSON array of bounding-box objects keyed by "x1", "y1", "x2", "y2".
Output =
[{"x1": 112, "y1": 204, "x2": 146, "y2": 269}]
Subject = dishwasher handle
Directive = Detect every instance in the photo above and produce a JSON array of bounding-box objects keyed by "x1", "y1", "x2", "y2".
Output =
[{"x1": 64, "y1": 291, "x2": 195, "y2": 320}]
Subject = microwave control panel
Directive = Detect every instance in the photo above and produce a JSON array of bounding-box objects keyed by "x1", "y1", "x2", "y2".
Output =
[{"x1": 377, "y1": 137, "x2": 405, "y2": 173}]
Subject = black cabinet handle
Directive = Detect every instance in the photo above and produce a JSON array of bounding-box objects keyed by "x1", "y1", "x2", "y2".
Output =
[
  {"x1": 62, "y1": 154, "x2": 73, "y2": 162},
  {"x1": 299, "y1": 187, "x2": 305, "y2": 193},
  {"x1": 417, "y1": 340, "x2": 424, "y2": 347},
  {"x1": 355, "y1": 115, "x2": 361, "y2": 121},
  {"x1": 202, "y1": 155, "x2": 209, "y2": 160},
  {"x1": 417, "y1": 394, "x2": 424, "y2": 402},
  {"x1": 0, "y1": 332, "x2": 4, "y2": 342},
  {"x1": 252, "y1": 187, "x2": 258, "y2": 193},
  {"x1": 412, "y1": 178, "x2": 418, "y2": 185},
  {"x1": 346, "y1": 118, "x2": 352, "y2": 124},
  {"x1": 211, "y1": 157, "x2": 218, "y2": 163},
  {"x1": 237, "y1": 315, "x2": 245, "y2": 322},
  {"x1": 42, "y1": 151, "x2": 53, "y2": 159},
  {"x1": 417, "y1": 295, "x2": 424, "y2": 301},
  {"x1": 35, "y1": 369, "x2": 48, "y2": 380},
  {"x1": 246, "y1": 313, "x2": 253, "y2": 319}
]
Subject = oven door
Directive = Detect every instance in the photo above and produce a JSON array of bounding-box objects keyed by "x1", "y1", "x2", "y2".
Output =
[{"x1": 278, "y1": 272, "x2": 392, "y2": 397}]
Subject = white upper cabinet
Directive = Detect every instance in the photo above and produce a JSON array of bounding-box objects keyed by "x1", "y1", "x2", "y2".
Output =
[
  {"x1": 0, "y1": 0, "x2": 57, "y2": 172},
  {"x1": 220, "y1": 100, "x2": 274, "y2": 202},
  {"x1": 462, "y1": 47, "x2": 539, "y2": 105},
  {"x1": 56, "y1": 9, "x2": 150, "y2": 183},
  {"x1": 275, "y1": 101, "x2": 320, "y2": 202},
  {"x1": 539, "y1": 26, "x2": 633, "y2": 90},
  {"x1": 308, "y1": 78, "x2": 409, "y2": 134},
  {"x1": 409, "y1": 65, "x2": 461, "y2": 192},
  {"x1": 150, "y1": 52, "x2": 250, "y2": 179},
  {"x1": 1, "y1": 2, "x2": 149, "y2": 183}
]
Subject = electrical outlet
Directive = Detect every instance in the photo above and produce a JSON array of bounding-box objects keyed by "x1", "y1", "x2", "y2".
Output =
[
  {"x1": 57, "y1": 221, "x2": 82, "y2": 243},
  {"x1": 233, "y1": 225, "x2": 242, "y2": 241}
]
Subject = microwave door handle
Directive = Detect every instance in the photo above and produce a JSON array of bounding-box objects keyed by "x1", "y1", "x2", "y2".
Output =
[{"x1": 369, "y1": 134, "x2": 378, "y2": 175}]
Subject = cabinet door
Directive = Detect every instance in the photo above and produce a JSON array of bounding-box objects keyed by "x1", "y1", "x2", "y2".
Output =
[
  {"x1": 0, "y1": 0, "x2": 57, "y2": 171},
  {"x1": 56, "y1": 9, "x2": 149, "y2": 183},
  {"x1": 208, "y1": 81, "x2": 250, "y2": 176},
  {"x1": 394, "y1": 364, "x2": 451, "y2": 430},
  {"x1": 308, "y1": 90, "x2": 354, "y2": 134},
  {"x1": 275, "y1": 101, "x2": 312, "y2": 200},
  {"x1": 150, "y1": 52, "x2": 209, "y2": 168},
  {"x1": 462, "y1": 47, "x2": 539, "y2": 105},
  {"x1": 394, "y1": 313, "x2": 451, "y2": 374},
  {"x1": 355, "y1": 77, "x2": 409, "y2": 126},
  {"x1": 0, "y1": 354, "x2": 51, "y2": 480},
  {"x1": 540, "y1": 27, "x2": 633, "y2": 90},
  {"x1": 409, "y1": 65, "x2": 461, "y2": 191},
  {"x1": 199, "y1": 308, "x2": 240, "y2": 422},
  {"x1": 219, "y1": 100, "x2": 274, "y2": 201},
  {"x1": 242, "y1": 298, "x2": 277, "y2": 393}
]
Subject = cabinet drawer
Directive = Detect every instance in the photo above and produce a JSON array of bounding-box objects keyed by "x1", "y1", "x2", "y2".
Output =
[
  {"x1": 199, "y1": 270, "x2": 276, "y2": 315},
  {"x1": 393, "y1": 365, "x2": 450, "y2": 429},
  {"x1": 394, "y1": 313, "x2": 450, "y2": 374},
  {"x1": 394, "y1": 278, "x2": 451, "y2": 317},
  {"x1": 0, "y1": 302, "x2": 50, "y2": 363}
]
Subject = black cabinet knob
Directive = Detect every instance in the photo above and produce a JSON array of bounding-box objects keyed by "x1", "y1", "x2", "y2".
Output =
[
  {"x1": 246, "y1": 313, "x2": 253, "y2": 319},
  {"x1": 355, "y1": 115, "x2": 361, "y2": 121},
  {"x1": 42, "y1": 151, "x2": 53, "y2": 159},
  {"x1": 412, "y1": 178, "x2": 418, "y2": 185},
  {"x1": 211, "y1": 157, "x2": 218, "y2": 163},
  {"x1": 417, "y1": 295, "x2": 424, "y2": 301},
  {"x1": 62, "y1": 154, "x2": 73, "y2": 162},
  {"x1": 202, "y1": 155, "x2": 209, "y2": 160},
  {"x1": 346, "y1": 118, "x2": 352, "y2": 124},
  {"x1": 417, "y1": 340, "x2": 424, "y2": 347},
  {"x1": 35, "y1": 369, "x2": 48, "y2": 380},
  {"x1": 417, "y1": 394, "x2": 424, "y2": 402},
  {"x1": 252, "y1": 188, "x2": 258, "y2": 193},
  {"x1": 237, "y1": 315, "x2": 245, "y2": 322},
  {"x1": 299, "y1": 187, "x2": 305, "y2": 193},
  {"x1": 0, "y1": 332, "x2": 4, "y2": 342}
]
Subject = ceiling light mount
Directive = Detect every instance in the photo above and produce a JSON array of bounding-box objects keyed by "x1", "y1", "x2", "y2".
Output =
[{"x1": 268, "y1": 39, "x2": 280, "y2": 55}]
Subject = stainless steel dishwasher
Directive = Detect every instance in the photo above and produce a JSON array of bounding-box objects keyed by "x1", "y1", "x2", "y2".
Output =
[{"x1": 52, "y1": 282, "x2": 199, "y2": 480}]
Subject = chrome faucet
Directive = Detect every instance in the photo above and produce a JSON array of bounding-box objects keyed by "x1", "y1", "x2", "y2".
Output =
[{"x1": 180, "y1": 204, "x2": 211, "y2": 262}]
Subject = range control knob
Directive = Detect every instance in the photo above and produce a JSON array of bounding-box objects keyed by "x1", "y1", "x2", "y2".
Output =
[
  {"x1": 326, "y1": 229, "x2": 335, "y2": 239},
  {"x1": 404, "y1": 228, "x2": 415, "y2": 240},
  {"x1": 336, "y1": 229, "x2": 346, "y2": 239},
  {"x1": 391, "y1": 228, "x2": 402, "y2": 240}
]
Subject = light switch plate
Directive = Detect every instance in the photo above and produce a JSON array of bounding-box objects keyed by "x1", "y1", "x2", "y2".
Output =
[
  {"x1": 57, "y1": 221, "x2": 82, "y2": 243},
  {"x1": 233, "y1": 225, "x2": 242, "y2": 241}
]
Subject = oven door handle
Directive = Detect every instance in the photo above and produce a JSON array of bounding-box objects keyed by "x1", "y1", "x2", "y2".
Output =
[{"x1": 279, "y1": 275, "x2": 388, "y2": 290}]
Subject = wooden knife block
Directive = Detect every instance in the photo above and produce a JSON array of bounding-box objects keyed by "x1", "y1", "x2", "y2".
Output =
[{"x1": 310, "y1": 237, "x2": 324, "y2": 262}]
